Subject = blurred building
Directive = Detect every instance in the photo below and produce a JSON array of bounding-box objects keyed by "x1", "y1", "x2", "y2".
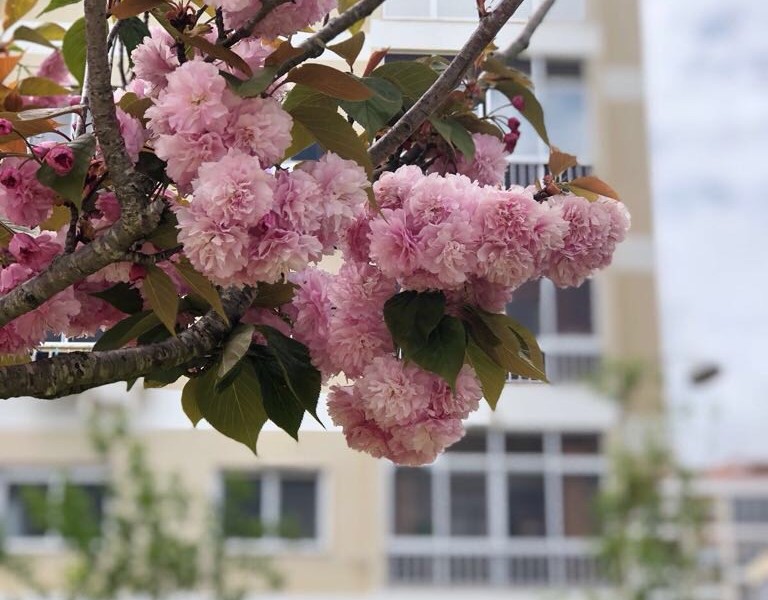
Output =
[{"x1": 0, "y1": 0, "x2": 658, "y2": 598}]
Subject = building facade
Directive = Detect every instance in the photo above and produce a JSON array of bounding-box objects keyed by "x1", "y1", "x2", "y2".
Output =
[{"x1": 0, "y1": 0, "x2": 658, "y2": 598}]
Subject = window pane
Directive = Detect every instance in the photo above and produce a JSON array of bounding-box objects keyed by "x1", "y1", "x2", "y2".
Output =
[
  {"x1": 383, "y1": 0, "x2": 430, "y2": 17},
  {"x1": 505, "y1": 433, "x2": 544, "y2": 454},
  {"x1": 563, "y1": 475, "x2": 600, "y2": 537},
  {"x1": 436, "y1": 0, "x2": 477, "y2": 19},
  {"x1": 222, "y1": 473, "x2": 263, "y2": 537},
  {"x1": 279, "y1": 476, "x2": 317, "y2": 539},
  {"x1": 450, "y1": 474, "x2": 487, "y2": 536},
  {"x1": 446, "y1": 429, "x2": 487, "y2": 453},
  {"x1": 733, "y1": 497, "x2": 768, "y2": 523},
  {"x1": 60, "y1": 483, "x2": 106, "y2": 539},
  {"x1": 508, "y1": 475, "x2": 546, "y2": 537},
  {"x1": 394, "y1": 468, "x2": 432, "y2": 535},
  {"x1": 7, "y1": 484, "x2": 49, "y2": 537},
  {"x1": 555, "y1": 281, "x2": 592, "y2": 334},
  {"x1": 542, "y1": 73, "x2": 590, "y2": 160},
  {"x1": 561, "y1": 432, "x2": 601, "y2": 454},
  {"x1": 506, "y1": 281, "x2": 541, "y2": 335}
]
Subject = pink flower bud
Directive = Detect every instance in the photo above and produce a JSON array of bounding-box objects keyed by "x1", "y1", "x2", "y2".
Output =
[
  {"x1": 512, "y1": 95, "x2": 525, "y2": 111},
  {"x1": 0, "y1": 118, "x2": 13, "y2": 136},
  {"x1": 32, "y1": 141, "x2": 57, "y2": 160},
  {"x1": 507, "y1": 116, "x2": 521, "y2": 130},
  {"x1": 44, "y1": 144, "x2": 75, "y2": 176}
]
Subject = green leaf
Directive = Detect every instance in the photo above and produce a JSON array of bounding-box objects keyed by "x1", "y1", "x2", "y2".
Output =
[
  {"x1": 257, "y1": 326, "x2": 322, "y2": 424},
  {"x1": 454, "y1": 112, "x2": 504, "y2": 139},
  {"x1": 339, "y1": 76, "x2": 402, "y2": 137},
  {"x1": 173, "y1": 258, "x2": 227, "y2": 322},
  {"x1": 337, "y1": 0, "x2": 366, "y2": 33},
  {"x1": 567, "y1": 175, "x2": 620, "y2": 201},
  {"x1": 38, "y1": 0, "x2": 82, "y2": 16},
  {"x1": 17, "y1": 77, "x2": 70, "y2": 96},
  {"x1": 282, "y1": 119, "x2": 314, "y2": 160},
  {"x1": 286, "y1": 64, "x2": 373, "y2": 101},
  {"x1": 143, "y1": 265, "x2": 179, "y2": 335},
  {"x1": 409, "y1": 316, "x2": 467, "y2": 390},
  {"x1": 12, "y1": 26, "x2": 56, "y2": 48},
  {"x1": 181, "y1": 369, "x2": 213, "y2": 426},
  {"x1": 35, "y1": 134, "x2": 96, "y2": 208},
  {"x1": 143, "y1": 365, "x2": 185, "y2": 388},
  {"x1": 371, "y1": 61, "x2": 439, "y2": 103},
  {"x1": 198, "y1": 360, "x2": 267, "y2": 453},
  {"x1": 290, "y1": 95, "x2": 373, "y2": 177},
  {"x1": 252, "y1": 281, "x2": 296, "y2": 308},
  {"x1": 117, "y1": 17, "x2": 151, "y2": 60},
  {"x1": 429, "y1": 116, "x2": 476, "y2": 161},
  {"x1": 90, "y1": 282, "x2": 143, "y2": 315},
  {"x1": 328, "y1": 31, "x2": 365, "y2": 68},
  {"x1": 110, "y1": 0, "x2": 167, "y2": 18},
  {"x1": 4, "y1": 0, "x2": 36, "y2": 28},
  {"x1": 282, "y1": 83, "x2": 338, "y2": 113},
  {"x1": 218, "y1": 324, "x2": 255, "y2": 379},
  {"x1": 492, "y1": 79, "x2": 549, "y2": 145},
  {"x1": 93, "y1": 311, "x2": 162, "y2": 351},
  {"x1": 249, "y1": 348, "x2": 304, "y2": 440},
  {"x1": 34, "y1": 23, "x2": 67, "y2": 41},
  {"x1": 466, "y1": 340, "x2": 506, "y2": 409},
  {"x1": 227, "y1": 66, "x2": 278, "y2": 98},
  {"x1": 62, "y1": 17, "x2": 87, "y2": 86}
]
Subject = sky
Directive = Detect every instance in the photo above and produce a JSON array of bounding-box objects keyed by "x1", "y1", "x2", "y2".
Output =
[{"x1": 641, "y1": 0, "x2": 768, "y2": 465}]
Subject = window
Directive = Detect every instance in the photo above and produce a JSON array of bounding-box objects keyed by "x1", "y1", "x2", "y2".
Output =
[
  {"x1": 732, "y1": 497, "x2": 768, "y2": 523},
  {"x1": 383, "y1": 0, "x2": 584, "y2": 21},
  {"x1": 561, "y1": 433, "x2": 601, "y2": 455},
  {"x1": 389, "y1": 429, "x2": 605, "y2": 585},
  {"x1": 446, "y1": 429, "x2": 487, "y2": 454},
  {"x1": 221, "y1": 471, "x2": 319, "y2": 541},
  {"x1": 2, "y1": 472, "x2": 107, "y2": 543}
]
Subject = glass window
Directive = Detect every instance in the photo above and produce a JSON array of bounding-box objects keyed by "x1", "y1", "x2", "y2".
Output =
[
  {"x1": 450, "y1": 474, "x2": 487, "y2": 536},
  {"x1": 59, "y1": 483, "x2": 106, "y2": 539},
  {"x1": 542, "y1": 61, "x2": 590, "y2": 160},
  {"x1": 279, "y1": 476, "x2": 317, "y2": 539},
  {"x1": 555, "y1": 280, "x2": 592, "y2": 334},
  {"x1": 222, "y1": 473, "x2": 263, "y2": 538},
  {"x1": 561, "y1": 432, "x2": 601, "y2": 454},
  {"x1": 733, "y1": 497, "x2": 768, "y2": 523},
  {"x1": 7, "y1": 484, "x2": 50, "y2": 537},
  {"x1": 447, "y1": 429, "x2": 487, "y2": 453},
  {"x1": 383, "y1": 0, "x2": 430, "y2": 18},
  {"x1": 506, "y1": 281, "x2": 541, "y2": 335},
  {"x1": 394, "y1": 468, "x2": 432, "y2": 535},
  {"x1": 562, "y1": 475, "x2": 600, "y2": 537},
  {"x1": 508, "y1": 475, "x2": 546, "y2": 537},
  {"x1": 547, "y1": 0, "x2": 586, "y2": 21},
  {"x1": 505, "y1": 433, "x2": 544, "y2": 454}
]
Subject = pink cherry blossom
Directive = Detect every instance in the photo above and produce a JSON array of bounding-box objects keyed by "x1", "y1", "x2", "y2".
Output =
[
  {"x1": 0, "y1": 158, "x2": 55, "y2": 227},
  {"x1": 455, "y1": 133, "x2": 509, "y2": 186},
  {"x1": 9, "y1": 233, "x2": 62, "y2": 272},
  {"x1": 154, "y1": 131, "x2": 227, "y2": 190},
  {"x1": 227, "y1": 97, "x2": 293, "y2": 166},
  {"x1": 131, "y1": 29, "x2": 179, "y2": 92},
  {"x1": 387, "y1": 418, "x2": 465, "y2": 466}
]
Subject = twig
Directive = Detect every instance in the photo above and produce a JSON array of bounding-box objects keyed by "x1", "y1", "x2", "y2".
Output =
[
  {"x1": 273, "y1": 0, "x2": 387, "y2": 78},
  {"x1": 368, "y1": 0, "x2": 526, "y2": 167},
  {"x1": 221, "y1": 0, "x2": 296, "y2": 49},
  {"x1": 64, "y1": 204, "x2": 79, "y2": 254},
  {"x1": 124, "y1": 245, "x2": 183, "y2": 265},
  {"x1": 497, "y1": 0, "x2": 556, "y2": 60}
]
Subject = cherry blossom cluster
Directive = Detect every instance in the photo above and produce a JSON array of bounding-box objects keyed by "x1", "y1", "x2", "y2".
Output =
[
  {"x1": 289, "y1": 261, "x2": 484, "y2": 465},
  {"x1": 211, "y1": 0, "x2": 336, "y2": 37}
]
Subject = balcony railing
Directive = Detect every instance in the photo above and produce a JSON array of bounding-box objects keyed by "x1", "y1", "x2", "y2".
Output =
[
  {"x1": 505, "y1": 162, "x2": 591, "y2": 188},
  {"x1": 389, "y1": 541, "x2": 606, "y2": 587},
  {"x1": 507, "y1": 335, "x2": 601, "y2": 385}
]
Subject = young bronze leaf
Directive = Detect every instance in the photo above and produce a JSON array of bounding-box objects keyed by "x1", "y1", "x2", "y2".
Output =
[
  {"x1": 569, "y1": 175, "x2": 620, "y2": 200},
  {"x1": 328, "y1": 31, "x2": 366, "y2": 68},
  {"x1": 467, "y1": 340, "x2": 507, "y2": 409},
  {"x1": 286, "y1": 64, "x2": 373, "y2": 101},
  {"x1": 182, "y1": 34, "x2": 252, "y2": 77},
  {"x1": 549, "y1": 146, "x2": 578, "y2": 179},
  {"x1": 264, "y1": 40, "x2": 304, "y2": 68},
  {"x1": 143, "y1": 265, "x2": 179, "y2": 335},
  {"x1": 12, "y1": 26, "x2": 56, "y2": 48},
  {"x1": 18, "y1": 77, "x2": 70, "y2": 97},
  {"x1": 371, "y1": 61, "x2": 439, "y2": 102},
  {"x1": 110, "y1": 0, "x2": 167, "y2": 18}
]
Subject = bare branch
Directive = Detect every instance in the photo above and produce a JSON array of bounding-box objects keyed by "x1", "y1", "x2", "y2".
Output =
[
  {"x1": 0, "y1": 288, "x2": 257, "y2": 399},
  {"x1": 368, "y1": 0, "x2": 525, "y2": 167},
  {"x1": 273, "y1": 0, "x2": 387, "y2": 79},
  {"x1": 497, "y1": 0, "x2": 556, "y2": 60}
]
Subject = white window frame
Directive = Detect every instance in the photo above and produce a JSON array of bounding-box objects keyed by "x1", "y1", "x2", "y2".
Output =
[
  {"x1": 386, "y1": 428, "x2": 606, "y2": 585},
  {"x1": 219, "y1": 469, "x2": 328, "y2": 555},
  {"x1": 0, "y1": 466, "x2": 108, "y2": 554}
]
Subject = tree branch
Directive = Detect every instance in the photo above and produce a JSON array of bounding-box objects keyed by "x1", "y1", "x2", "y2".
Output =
[
  {"x1": 0, "y1": 288, "x2": 257, "y2": 399},
  {"x1": 368, "y1": 0, "x2": 525, "y2": 167},
  {"x1": 273, "y1": 0, "x2": 387, "y2": 79},
  {"x1": 497, "y1": 0, "x2": 556, "y2": 60},
  {"x1": 222, "y1": 0, "x2": 296, "y2": 48}
]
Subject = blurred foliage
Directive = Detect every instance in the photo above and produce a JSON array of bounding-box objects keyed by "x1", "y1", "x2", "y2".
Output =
[{"x1": 0, "y1": 407, "x2": 282, "y2": 599}]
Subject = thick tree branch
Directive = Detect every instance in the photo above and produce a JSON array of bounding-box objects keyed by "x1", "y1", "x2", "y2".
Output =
[
  {"x1": 0, "y1": 288, "x2": 257, "y2": 399},
  {"x1": 497, "y1": 0, "x2": 556, "y2": 60},
  {"x1": 368, "y1": 0, "x2": 525, "y2": 167},
  {"x1": 0, "y1": 0, "x2": 163, "y2": 327},
  {"x1": 273, "y1": 0, "x2": 387, "y2": 79}
]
